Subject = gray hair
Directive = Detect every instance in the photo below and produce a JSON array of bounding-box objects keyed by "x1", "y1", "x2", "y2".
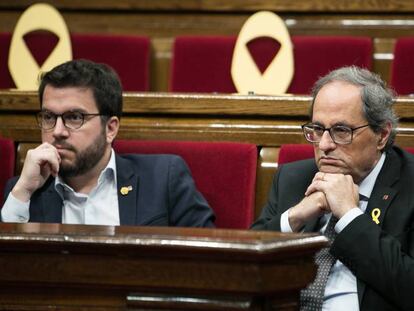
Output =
[{"x1": 310, "y1": 66, "x2": 398, "y2": 150}]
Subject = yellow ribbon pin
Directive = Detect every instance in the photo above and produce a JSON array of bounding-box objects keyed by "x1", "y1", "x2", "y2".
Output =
[
  {"x1": 371, "y1": 208, "x2": 381, "y2": 224},
  {"x1": 120, "y1": 185, "x2": 133, "y2": 195}
]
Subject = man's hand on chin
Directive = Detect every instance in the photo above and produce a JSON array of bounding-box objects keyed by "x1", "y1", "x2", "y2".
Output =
[{"x1": 305, "y1": 171, "x2": 359, "y2": 219}]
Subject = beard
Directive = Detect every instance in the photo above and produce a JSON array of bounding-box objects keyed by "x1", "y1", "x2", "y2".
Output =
[{"x1": 55, "y1": 128, "x2": 107, "y2": 178}]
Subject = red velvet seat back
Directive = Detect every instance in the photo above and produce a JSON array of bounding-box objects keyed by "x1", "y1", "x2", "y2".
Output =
[
  {"x1": 0, "y1": 32, "x2": 150, "y2": 91},
  {"x1": 170, "y1": 35, "x2": 372, "y2": 94},
  {"x1": 390, "y1": 37, "x2": 414, "y2": 95},
  {"x1": 278, "y1": 144, "x2": 314, "y2": 165},
  {"x1": 113, "y1": 140, "x2": 257, "y2": 229},
  {"x1": 0, "y1": 137, "x2": 15, "y2": 203}
]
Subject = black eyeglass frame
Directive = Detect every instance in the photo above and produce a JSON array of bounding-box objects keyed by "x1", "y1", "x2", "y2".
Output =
[
  {"x1": 36, "y1": 110, "x2": 107, "y2": 130},
  {"x1": 301, "y1": 123, "x2": 370, "y2": 145}
]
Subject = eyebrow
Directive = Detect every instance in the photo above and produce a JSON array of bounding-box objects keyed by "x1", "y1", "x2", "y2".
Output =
[
  {"x1": 311, "y1": 121, "x2": 353, "y2": 128},
  {"x1": 41, "y1": 108, "x2": 89, "y2": 114}
]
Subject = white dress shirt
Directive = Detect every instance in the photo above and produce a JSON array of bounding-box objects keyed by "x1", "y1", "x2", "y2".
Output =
[
  {"x1": 281, "y1": 153, "x2": 386, "y2": 310},
  {"x1": 1, "y1": 149, "x2": 120, "y2": 225}
]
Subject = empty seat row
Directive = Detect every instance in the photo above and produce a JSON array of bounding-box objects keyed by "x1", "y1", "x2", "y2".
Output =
[
  {"x1": 1, "y1": 33, "x2": 413, "y2": 95},
  {"x1": 0, "y1": 32, "x2": 150, "y2": 92}
]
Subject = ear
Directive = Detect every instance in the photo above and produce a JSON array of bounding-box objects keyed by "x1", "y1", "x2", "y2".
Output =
[
  {"x1": 105, "y1": 116, "x2": 119, "y2": 144},
  {"x1": 377, "y1": 121, "x2": 392, "y2": 151}
]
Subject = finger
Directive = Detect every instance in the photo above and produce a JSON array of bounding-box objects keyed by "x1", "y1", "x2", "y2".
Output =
[
  {"x1": 312, "y1": 172, "x2": 326, "y2": 183},
  {"x1": 42, "y1": 143, "x2": 61, "y2": 163},
  {"x1": 305, "y1": 180, "x2": 325, "y2": 196},
  {"x1": 36, "y1": 149, "x2": 61, "y2": 176}
]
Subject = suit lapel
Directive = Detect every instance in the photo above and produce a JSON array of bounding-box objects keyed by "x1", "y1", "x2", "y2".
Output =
[
  {"x1": 116, "y1": 155, "x2": 139, "y2": 225},
  {"x1": 357, "y1": 148, "x2": 401, "y2": 306},
  {"x1": 304, "y1": 163, "x2": 321, "y2": 232},
  {"x1": 41, "y1": 179, "x2": 63, "y2": 222}
]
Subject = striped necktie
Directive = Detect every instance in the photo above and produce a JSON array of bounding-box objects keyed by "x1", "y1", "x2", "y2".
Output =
[
  {"x1": 300, "y1": 214, "x2": 338, "y2": 311},
  {"x1": 300, "y1": 193, "x2": 368, "y2": 311}
]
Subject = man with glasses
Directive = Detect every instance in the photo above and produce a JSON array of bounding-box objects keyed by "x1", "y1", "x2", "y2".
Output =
[
  {"x1": 252, "y1": 66, "x2": 414, "y2": 310},
  {"x1": 1, "y1": 59, "x2": 215, "y2": 227}
]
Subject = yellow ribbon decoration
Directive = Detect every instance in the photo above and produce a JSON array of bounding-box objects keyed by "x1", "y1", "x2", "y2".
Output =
[
  {"x1": 231, "y1": 11, "x2": 294, "y2": 95},
  {"x1": 8, "y1": 3, "x2": 72, "y2": 90},
  {"x1": 371, "y1": 208, "x2": 381, "y2": 224}
]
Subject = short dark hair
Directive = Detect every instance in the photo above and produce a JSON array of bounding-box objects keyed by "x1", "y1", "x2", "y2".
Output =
[
  {"x1": 311, "y1": 66, "x2": 398, "y2": 150},
  {"x1": 38, "y1": 59, "x2": 123, "y2": 119}
]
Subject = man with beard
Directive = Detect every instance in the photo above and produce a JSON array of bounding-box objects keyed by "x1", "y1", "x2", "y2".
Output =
[
  {"x1": 252, "y1": 66, "x2": 414, "y2": 310},
  {"x1": 1, "y1": 59, "x2": 215, "y2": 227}
]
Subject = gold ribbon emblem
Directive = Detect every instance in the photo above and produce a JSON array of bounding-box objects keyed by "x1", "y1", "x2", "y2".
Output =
[
  {"x1": 371, "y1": 208, "x2": 381, "y2": 224},
  {"x1": 120, "y1": 185, "x2": 133, "y2": 195}
]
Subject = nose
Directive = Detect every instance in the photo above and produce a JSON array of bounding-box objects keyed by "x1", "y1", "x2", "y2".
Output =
[
  {"x1": 52, "y1": 116, "x2": 69, "y2": 138},
  {"x1": 318, "y1": 129, "x2": 336, "y2": 152}
]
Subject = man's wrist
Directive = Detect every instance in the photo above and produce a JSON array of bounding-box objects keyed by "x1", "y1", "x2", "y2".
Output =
[
  {"x1": 287, "y1": 207, "x2": 305, "y2": 232},
  {"x1": 11, "y1": 184, "x2": 33, "y2": 203},
  {"x1": 335, "y1": 208, "x2": 364, "y2": 233}
]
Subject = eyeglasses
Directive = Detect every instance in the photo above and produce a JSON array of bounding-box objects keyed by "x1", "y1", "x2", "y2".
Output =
[
  {"x1": 36, "y1": 110, "x2": 106, "y2": 130},
  {"x1": 301, "y1": 123, "x2": 370, "y2": 145}
]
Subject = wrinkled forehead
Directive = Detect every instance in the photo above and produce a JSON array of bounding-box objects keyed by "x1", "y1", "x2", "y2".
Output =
[{"x1": 311, "y1": 81, "x2": 365, "y2": 125}]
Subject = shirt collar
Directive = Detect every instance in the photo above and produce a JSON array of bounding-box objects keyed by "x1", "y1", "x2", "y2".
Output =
[
  {"x1": 55, "y1": 148, "x2": 117, "y2": 198},
  {"x1": 358, "y1": 152, "x2": 386, "y2": 199}
]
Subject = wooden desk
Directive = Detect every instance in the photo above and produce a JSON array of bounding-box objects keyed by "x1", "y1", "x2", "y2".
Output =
[
  {"x1": 0, "y1": 223, "x2": 327, "y2": 310},
  {"x1": 1, "y1": 91, "x2": 414, "y2": 217}
]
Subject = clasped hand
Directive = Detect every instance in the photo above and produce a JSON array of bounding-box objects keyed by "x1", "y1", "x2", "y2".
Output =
[{"x1": 288, "y1": 172, "x2": 359, "y2": 232}]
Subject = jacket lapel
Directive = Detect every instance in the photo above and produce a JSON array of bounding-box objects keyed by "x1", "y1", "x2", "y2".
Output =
[
  {"x1": 115, "y1": 155, "x2": 139, "y2": 225},
  {"x1": 304, "y1": 163, "x2": 321, "y2": 232},
  {"x1": 357, "y1": 148, "x2": 401, "y2": 306},
  {"x1": 41, "y1": 179, "x2": 63, "y2": 223}
]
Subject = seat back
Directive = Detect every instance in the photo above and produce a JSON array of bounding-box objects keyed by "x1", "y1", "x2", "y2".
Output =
[
  {"x1": 170, "y1": 35, "x2": 372, "y2": 94},
  {"x1": 278, "y1": 144, "x2": 314, "y2": 165},
  {"x1": 113, "y1": 140, "x2": 257, "y2": 229},
  {"x1": 390, "y1": 37, "x2": 414, "y2": 95},
  {"x1": 0, "y1": 32, "x2": 151, "y2": 91},
  {"x1": 0, "y1": 137, "x2": 15, "y2": 203}
]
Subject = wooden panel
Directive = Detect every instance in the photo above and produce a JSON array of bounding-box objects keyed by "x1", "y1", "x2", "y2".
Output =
[
  {"x1": 0, "y1": 223, "x2": 327, "y2": 310},
  {"x1": 255, "y1": 147, "x2": 279, "y2": 219}
]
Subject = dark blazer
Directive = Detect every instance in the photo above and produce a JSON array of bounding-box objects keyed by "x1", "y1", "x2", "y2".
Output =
[
  {"x1": 252, "y1": 146, "x2": 414, "y2": 311},
  {"x1": 3, "y1": 154, "x2": 215, "y2": 227}
]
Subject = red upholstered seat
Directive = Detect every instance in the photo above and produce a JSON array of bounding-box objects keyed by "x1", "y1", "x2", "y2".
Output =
[
  {"x1": 170, "y1": 35, "x2": 372, "y2": 94},
  {"x1": 113, "y1": 140, "x2": 257, "y2": 229},
  {"x1": 405, "y1": 147, "x2": 414, "y2": 155},
  {"x1": 390, "y1": 37, "x2": 414, "y2": 95},
  {"x1": 0, "y1": 32, "x2": 150, "y2": 91},
  {"x1": 0, "y1": 137, "x2": 15, "y2": 204},
  {"x1": 278, "y1": 144, "x2": 314, "y2": 165}
]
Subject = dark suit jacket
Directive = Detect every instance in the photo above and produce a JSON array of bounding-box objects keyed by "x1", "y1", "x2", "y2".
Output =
[
  {"x1": 3, "y1": 154, "x2": 215, "y2": 227},
  {"x1": 252, "y1": 146, "x2": 414, "y2": 311}
]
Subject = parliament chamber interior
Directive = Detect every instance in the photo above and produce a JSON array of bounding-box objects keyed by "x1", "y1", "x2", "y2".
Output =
[{"x1": 0, "y1": 0, "x2": 413, "y2": 310}]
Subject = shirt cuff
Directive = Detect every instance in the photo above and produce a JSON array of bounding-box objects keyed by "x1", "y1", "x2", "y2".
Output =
[
  {"x1": 280, "y1": 209, "x2": 294, "y2": 233},
  {"x1": 335, "y1": 207, "x2": 363, "y2": 233},
  {"x1": 1, "y1": 192, "x2": 30, "y2": 223}
]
